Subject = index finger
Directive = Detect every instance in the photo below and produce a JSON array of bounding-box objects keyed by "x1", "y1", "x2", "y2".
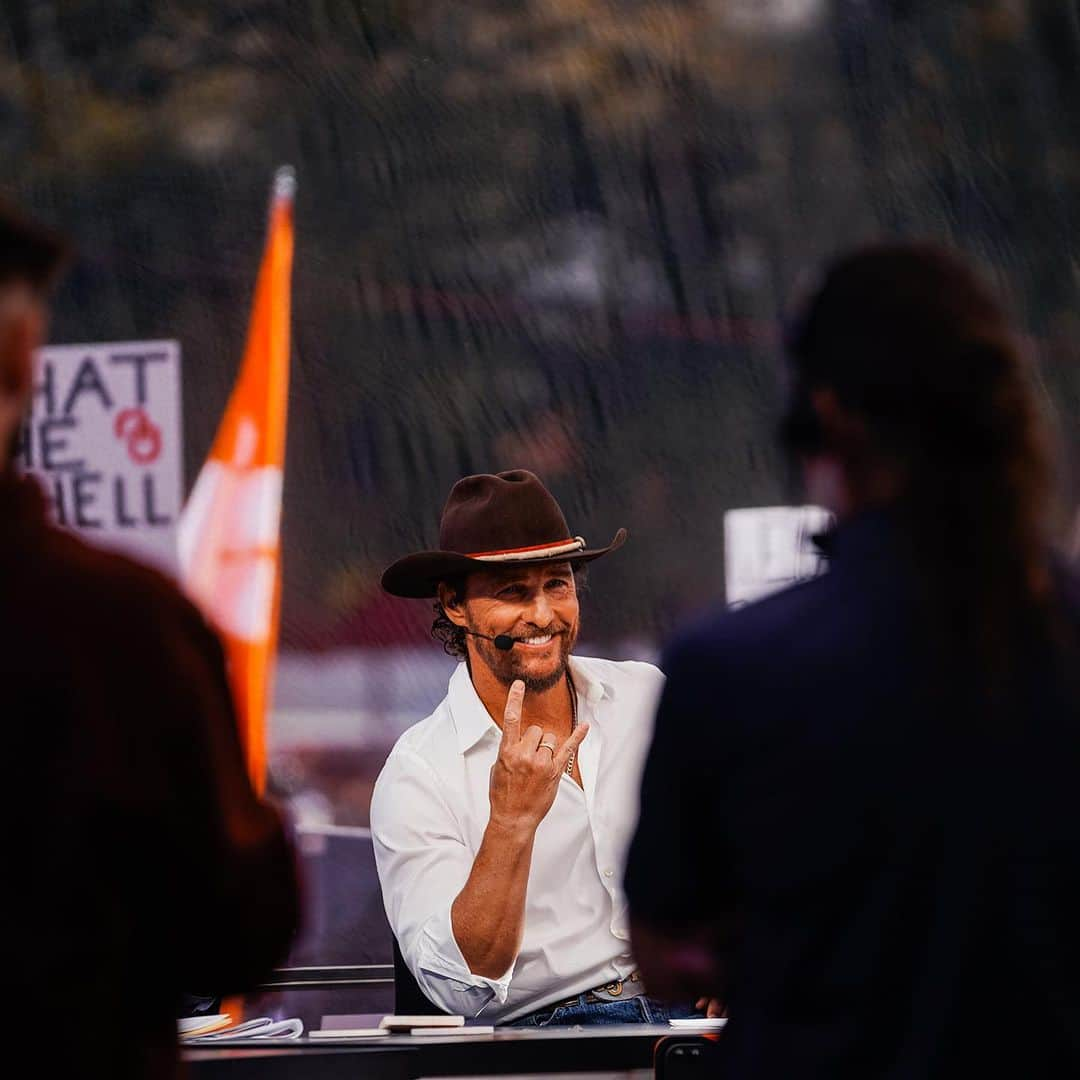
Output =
[
  {"x1": 500, "y1": 679, "x2": 526, "y2": 742},
  {"x1": 552, "y1": 721, "x2": 589, "y2": 772}
]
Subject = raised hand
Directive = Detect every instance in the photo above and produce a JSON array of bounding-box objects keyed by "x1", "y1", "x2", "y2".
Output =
[
  {"x1": 696, "y1": 997, "x2": 727, "y2": 1018},
  {"x1": 488, "y1": 679, "x2": 589, "y2": 833}
]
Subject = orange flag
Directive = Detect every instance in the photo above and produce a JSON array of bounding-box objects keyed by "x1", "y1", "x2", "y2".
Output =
[{"x1": 178, "y1": 167, "x2": 295, "y2": 791}]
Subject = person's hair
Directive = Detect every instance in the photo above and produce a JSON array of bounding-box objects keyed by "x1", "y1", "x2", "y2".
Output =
[
  {"x1": 431, "y1": 563, "x2": 588, "y2": 660},
  {"x1": 0, "y1": 199, "x2": 71, "y2": 294},
  {"x1": 783, "y1": 244, "x2": 1062, "y2": 707},
  {"x1": 432, "y1": 576, "x2": 469, "y2": 660}
]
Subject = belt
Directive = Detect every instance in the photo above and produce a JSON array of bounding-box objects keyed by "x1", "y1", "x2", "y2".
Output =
[{"x1": 550, "y1": 971, "x2": 645, "y2": 1009}]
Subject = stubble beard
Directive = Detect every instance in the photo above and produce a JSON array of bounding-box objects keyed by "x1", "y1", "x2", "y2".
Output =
[{"x1": 472, "y1": 625, "x2": 577, "y2": 693}]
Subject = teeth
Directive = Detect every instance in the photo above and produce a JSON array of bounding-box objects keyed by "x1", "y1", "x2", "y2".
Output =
[{"x1": 523, "y1": 634, "x2": 553, "y2": 645}]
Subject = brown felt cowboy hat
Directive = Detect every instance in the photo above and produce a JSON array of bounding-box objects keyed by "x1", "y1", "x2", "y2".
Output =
[{"x1": 381, "y1": 469, "x2": 628, "y2": 599}]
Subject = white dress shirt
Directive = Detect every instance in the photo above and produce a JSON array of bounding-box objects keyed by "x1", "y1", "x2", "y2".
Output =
[{"x1": 370, "y1": 655, "x2": 664, "y2": 1022}]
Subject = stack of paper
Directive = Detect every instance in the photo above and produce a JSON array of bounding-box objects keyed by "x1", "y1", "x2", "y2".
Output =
[
  {"x1": 669, "y1": 1017, "x2": 728, "y2": 1030},
  {"x1": 313, "y1": 1017, "x2": 493, "y2": 1040},
  {"x1": 378, "y1": 1015, "x2": 465, "y2": 1032},
  {"x1": 178, "y1": 1015, "x2": 233, "y2": 1038},
  {"x1": 181, "y1": 1016, "x2": 304, "y2": 1042}
]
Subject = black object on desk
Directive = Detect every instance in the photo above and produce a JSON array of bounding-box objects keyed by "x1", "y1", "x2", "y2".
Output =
[
  {"x1": 654, "y1": 1034, "x2": 726, "y2": 1080},
  {"x1": 185, "y1": 1045, "x2": 410, "y2": 1080}
]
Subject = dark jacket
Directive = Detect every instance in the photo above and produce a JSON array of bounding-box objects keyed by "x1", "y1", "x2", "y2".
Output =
[
  {"x1": 2, "y1": 472, "x2": 299, "y2": 1079},
  {"x1": 627, "y1": 511, "x2": 1080, "y2": 1079}
]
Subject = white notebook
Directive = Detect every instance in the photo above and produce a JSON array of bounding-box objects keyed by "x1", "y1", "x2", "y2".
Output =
[
  {"x1": 669, "y1": 1017, "x2": 728, "y2": 1030},
  {"x1": 379, "y1": 1014, "x2": 465, "y2": 1031}
]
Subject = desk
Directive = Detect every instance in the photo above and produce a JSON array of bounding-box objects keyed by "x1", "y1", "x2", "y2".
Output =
[
  {"x1": 184, "y1": 1045, "x2": 409, "y2": 1080},
  {"x1": 185, "y1": 1023, "x2": 676, "y2": 1078}
]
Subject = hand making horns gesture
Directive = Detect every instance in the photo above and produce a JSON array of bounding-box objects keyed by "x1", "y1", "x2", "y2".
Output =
[{"x1": 488, "y1": 679, "x2": 590, "y2": 833}]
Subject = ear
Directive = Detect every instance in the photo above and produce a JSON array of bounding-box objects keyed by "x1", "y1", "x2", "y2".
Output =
[
  {"x1": 809, "y1": 388, "x2": 868, "y2": 457},
  {"x1": 437, "y1": 581, "x2": 469, "y2": 628}
]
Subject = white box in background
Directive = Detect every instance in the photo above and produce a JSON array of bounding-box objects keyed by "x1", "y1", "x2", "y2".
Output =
[{"x1": 724, "y1": 505, "x2": 833, "y2": 608}]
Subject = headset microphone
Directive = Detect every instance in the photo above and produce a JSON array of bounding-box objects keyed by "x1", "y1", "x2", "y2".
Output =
[{"x1": 464, "y1": 629, "x2": 517, "y2": 651}]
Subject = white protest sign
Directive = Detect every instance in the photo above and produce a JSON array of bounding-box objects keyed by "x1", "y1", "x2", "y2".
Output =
[
  {"x1": 14, "y1": 340, "x2": 183, "y2": 574},
  {"x1": 724, "y1": 505, "x2": 832, "y2": 608}
]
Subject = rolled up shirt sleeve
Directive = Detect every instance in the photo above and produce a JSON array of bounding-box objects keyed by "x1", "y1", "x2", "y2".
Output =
[{"x1": 371, "y1": 744, "x2": 514, "y2": 1015}]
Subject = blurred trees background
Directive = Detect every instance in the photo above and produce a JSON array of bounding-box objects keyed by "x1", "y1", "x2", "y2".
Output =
[{"x1": 2, "y1": 0, "x2": 1077, "y2": 648}]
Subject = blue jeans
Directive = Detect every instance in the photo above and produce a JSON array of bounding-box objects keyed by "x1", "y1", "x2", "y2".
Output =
[{"x1": 510, "y1": 993, "x2": 702, "y2": 1027}]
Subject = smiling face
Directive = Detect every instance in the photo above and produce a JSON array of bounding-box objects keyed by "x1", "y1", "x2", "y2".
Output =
[{"x1": 441, "y1": 561, "x2": 580, "y2": 692}]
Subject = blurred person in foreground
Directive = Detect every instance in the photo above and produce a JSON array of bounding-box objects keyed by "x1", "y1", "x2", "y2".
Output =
[
  {"x1": 373, "y1": 470, "x2": 716, "y2": 1024},
  {"x1": 0, "y1": 201, "x2": 299, "y2": 1078},
  {"x1": 626, "y1": 245, "x2": 1080, "y2": 1078}
]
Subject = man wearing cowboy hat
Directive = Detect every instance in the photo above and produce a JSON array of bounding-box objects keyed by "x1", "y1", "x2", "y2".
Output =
[{"x1": 371, "y1": 470, "x2": 708, "y2": 1025}]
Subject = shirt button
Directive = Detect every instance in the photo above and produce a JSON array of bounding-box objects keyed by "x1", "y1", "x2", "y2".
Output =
[
  {"x1": 603, "y1": 869, "x2": 614, "y2": 878},
  {"x1": 612, "y1": 928, "x2": 628, "y2": 940}
]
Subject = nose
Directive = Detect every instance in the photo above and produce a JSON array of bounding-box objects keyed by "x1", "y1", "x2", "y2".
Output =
[{"x1": 525, "y1": 589, "x2": 553, "y2": 627}]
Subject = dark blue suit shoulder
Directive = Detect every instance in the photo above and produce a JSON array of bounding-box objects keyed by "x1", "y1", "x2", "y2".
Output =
[{"x1": 662, "y1": 573, "x2": 832, "y2": 675}]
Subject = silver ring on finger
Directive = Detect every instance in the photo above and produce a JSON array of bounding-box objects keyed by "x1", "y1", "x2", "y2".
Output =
[{"x1": 538, "y1": 739, "x2": 557, "y2": 757}]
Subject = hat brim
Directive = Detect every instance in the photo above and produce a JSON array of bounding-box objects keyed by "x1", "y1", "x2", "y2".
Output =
[{"x1": 381, "y1": 528, "x2": 628, "y2": 599}]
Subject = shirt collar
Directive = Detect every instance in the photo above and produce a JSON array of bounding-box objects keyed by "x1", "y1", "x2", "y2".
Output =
[
  {"x1": 448, "y1": 655, "x2": 614, "y2": 755},
  {"x1": 448, "y1": 664, "x2": 497, "y2": 754}
]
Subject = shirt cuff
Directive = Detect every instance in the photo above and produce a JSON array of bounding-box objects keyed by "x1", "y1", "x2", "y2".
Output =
[{"x1": 412, "y1": 906, "x2": 517, "y2": 1013}]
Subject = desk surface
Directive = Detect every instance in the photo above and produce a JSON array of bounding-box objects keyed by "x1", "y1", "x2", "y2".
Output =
[{"x1": 184, "y1": 1023, "x2": 684, "y2": 1077}]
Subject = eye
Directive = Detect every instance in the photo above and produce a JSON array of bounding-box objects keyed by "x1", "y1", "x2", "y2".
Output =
[
  {"x1": 498, "y1": 585, "x2": 526, "y2": 600},
  {"x1": 546, "y1": 578, "x2": 571, "y2": 593}
]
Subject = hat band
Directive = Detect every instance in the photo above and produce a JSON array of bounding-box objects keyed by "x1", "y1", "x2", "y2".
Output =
[{"x1": 466, "y1": 536, "x2": 586, "y2": 563}]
